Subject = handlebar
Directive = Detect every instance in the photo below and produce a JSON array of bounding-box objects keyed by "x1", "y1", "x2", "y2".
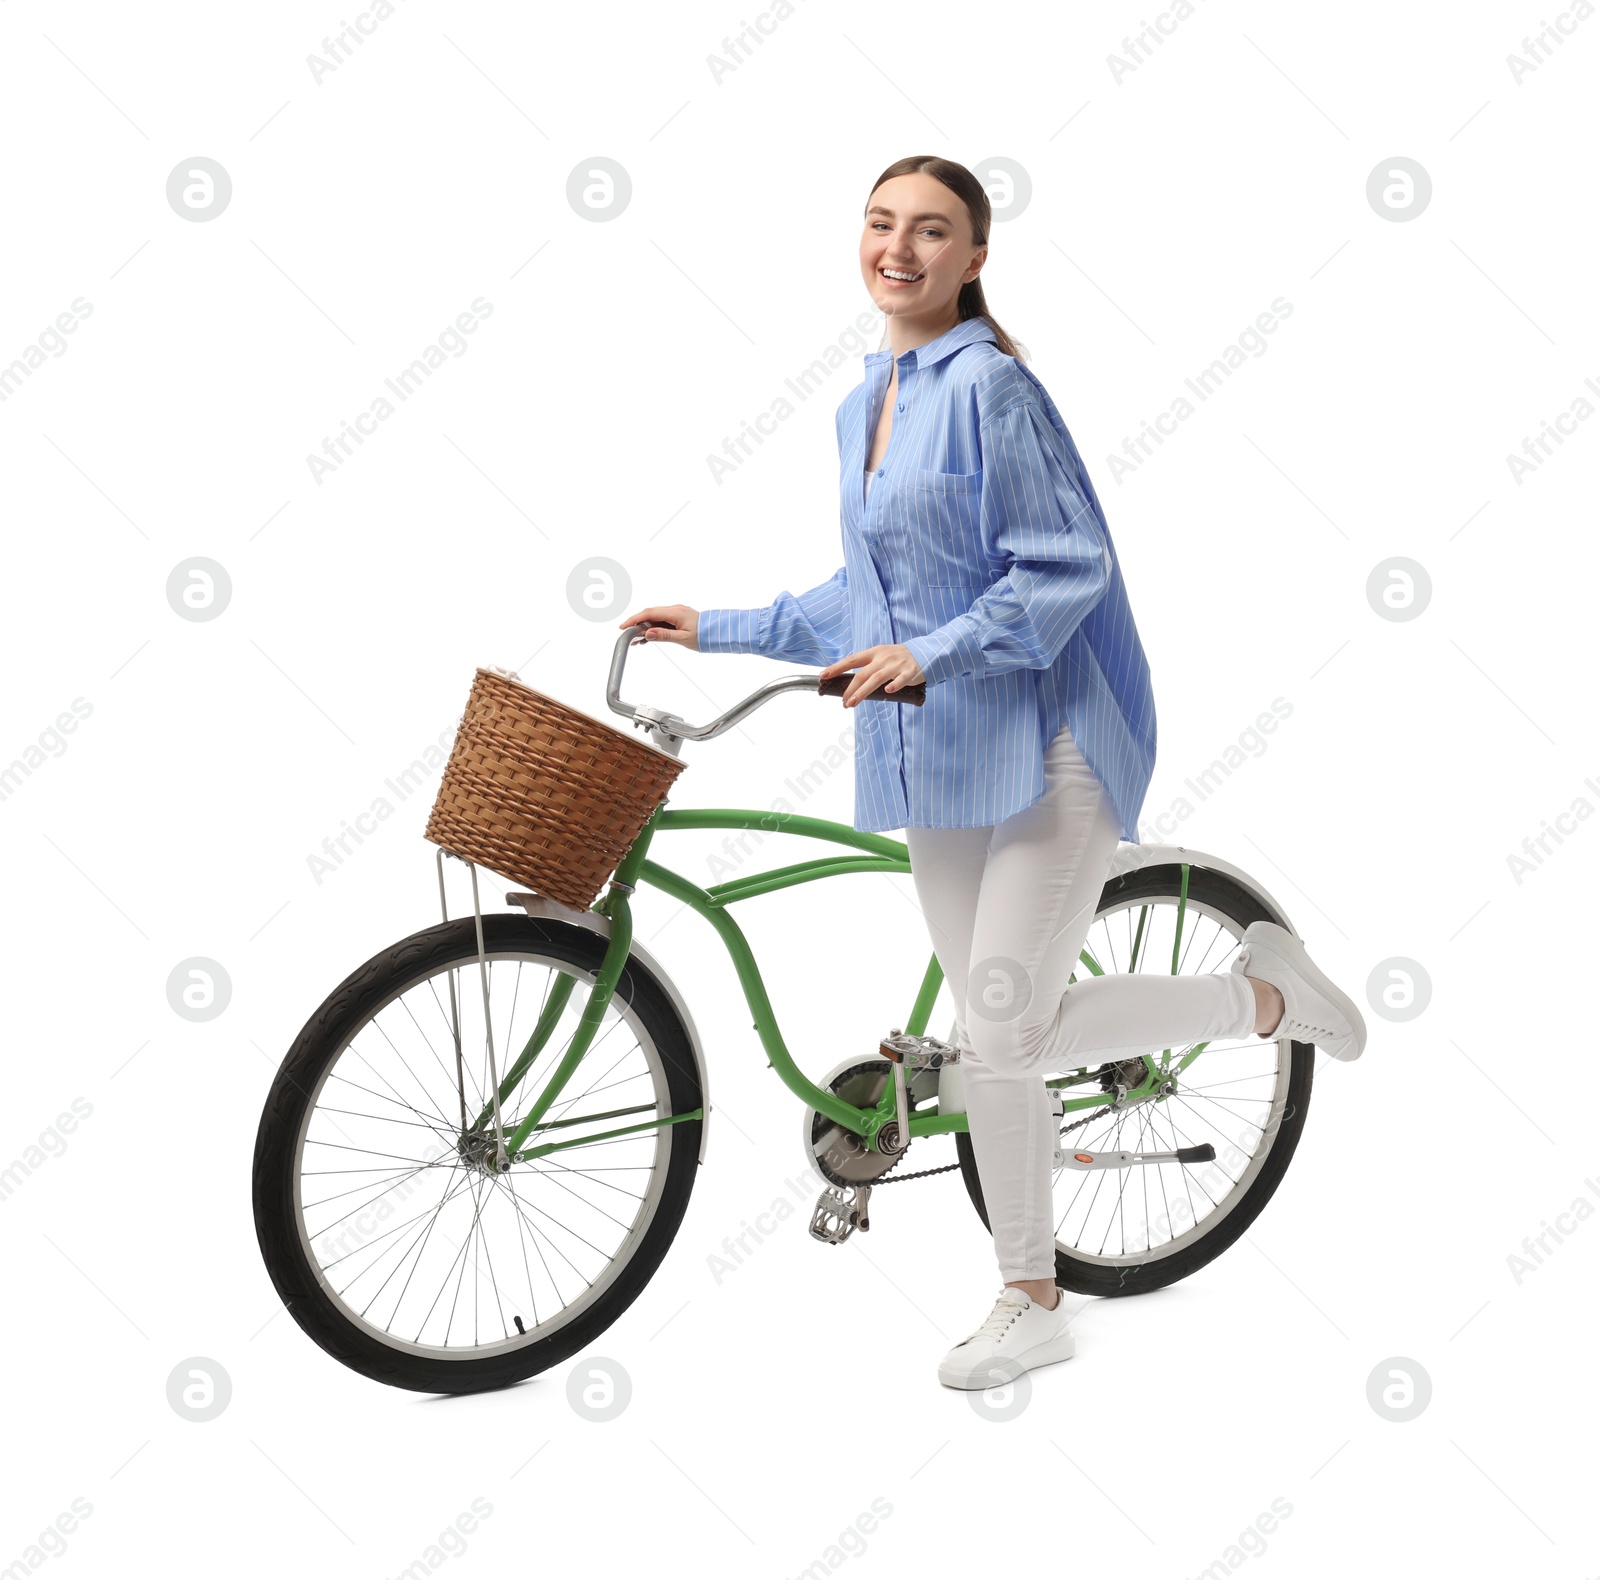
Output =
[{"x1": 606, "y1": 621, "x2": 925, "y2": 756}]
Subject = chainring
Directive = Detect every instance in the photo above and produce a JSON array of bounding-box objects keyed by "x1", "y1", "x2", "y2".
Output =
[{"x1": 803, "y1": 1058, "x2": 941, "y2": 1188}]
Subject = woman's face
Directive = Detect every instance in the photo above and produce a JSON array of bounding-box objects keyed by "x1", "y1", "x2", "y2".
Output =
[{"x1": 859, "y1": 171, "x2": 986, "y2": 327}]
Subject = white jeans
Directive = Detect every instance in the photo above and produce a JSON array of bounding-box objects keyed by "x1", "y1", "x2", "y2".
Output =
[{"x1": 905, "y1": 722, "x2": 1258, "y2": 1282}]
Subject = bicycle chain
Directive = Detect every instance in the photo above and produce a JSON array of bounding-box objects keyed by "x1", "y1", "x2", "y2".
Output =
[
  {"x1": 870, "y1": 1093, "x2": 1131, "y2": 1185},
  {"x1": 866, "y1": 1158, "x2": 961, "y2": 1185}
]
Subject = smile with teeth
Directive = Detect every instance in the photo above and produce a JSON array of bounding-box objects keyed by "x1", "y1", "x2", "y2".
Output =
[{"x1": 880, "y1": 266, "x2": 923, "y2": 282}]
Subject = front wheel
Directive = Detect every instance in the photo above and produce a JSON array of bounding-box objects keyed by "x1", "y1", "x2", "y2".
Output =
[
  {"x1": 955, "y1": 862, "x2": 1314, "y2": 1298},
  {"x1": 252, "y1": 913, "x2": 704, "y2": 1393}
]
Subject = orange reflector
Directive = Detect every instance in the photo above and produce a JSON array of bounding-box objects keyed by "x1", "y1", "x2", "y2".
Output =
[{"x1": 1074, "y1": 1153, "x2": 1094, "y2": 1163}]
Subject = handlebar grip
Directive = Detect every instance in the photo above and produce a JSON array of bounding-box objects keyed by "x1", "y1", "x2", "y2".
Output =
[{"x1": 818, "y1": 674, "x2": 926, "y2": 706}]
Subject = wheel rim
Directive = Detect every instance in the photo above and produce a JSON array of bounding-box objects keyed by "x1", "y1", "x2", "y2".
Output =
[
  {"x1": 290, "y1": 947, "x2": 679, "y2": 1361},
  {"x1": 1050, "y1": 890, "x2": 1295, "y2": 1267}
]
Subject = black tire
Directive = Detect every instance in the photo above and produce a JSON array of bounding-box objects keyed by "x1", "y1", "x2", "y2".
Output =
[
  {"x1": 954, "y1": 862, "x2": 1314, "y2": 1298},
  {"x1": 252, "y1": 913, "x2": 703, "y2": 1393}
]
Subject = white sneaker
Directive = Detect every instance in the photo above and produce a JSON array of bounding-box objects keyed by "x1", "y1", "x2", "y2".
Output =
[
  {"x1": 1231, "y1": 920, "x2": 1367, "y2": 1061},
  {"x1": 937, "y1": 1286, "x2": 1075, "y2": 1390}
]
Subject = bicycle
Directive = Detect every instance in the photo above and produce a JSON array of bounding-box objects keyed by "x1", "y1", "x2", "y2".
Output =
[{"x1": 252, "y1": 623, "x2": 1316, "y2": 1394}]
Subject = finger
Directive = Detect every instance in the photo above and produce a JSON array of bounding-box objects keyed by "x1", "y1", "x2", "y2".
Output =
[
  {"x1": 845, "y1": 663, "x2": 889, "y2": 707},
  {"x1": 822, "y1": 650, "x2": 870, "y2": 679}
]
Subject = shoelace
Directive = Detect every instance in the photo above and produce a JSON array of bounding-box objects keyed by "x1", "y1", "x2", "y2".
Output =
[
  {"x1": 961, "y1": 1294, "x2": 1031, "y2": 1346},
  {"x1": 1284, "y1": 1014, "x2": 1340, "y2": 1039}
]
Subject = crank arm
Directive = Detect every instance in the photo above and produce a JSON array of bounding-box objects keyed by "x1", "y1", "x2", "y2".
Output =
[
  {"x1": 852, "y1": 1183, "x2": 871, "y2": 1232},
  {"x1": 1057, "y1": 1142, "x2": 1217, "y2": 1171}
]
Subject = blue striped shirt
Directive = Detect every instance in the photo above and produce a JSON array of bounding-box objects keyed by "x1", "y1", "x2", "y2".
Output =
[{"x1": 697, "y1": 315, "x2": 1156, "y2": 840}]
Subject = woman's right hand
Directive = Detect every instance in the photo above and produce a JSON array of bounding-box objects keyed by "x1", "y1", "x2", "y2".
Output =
[{"x1": 617, "y1": 604, "x2": 699, "y2": 651}]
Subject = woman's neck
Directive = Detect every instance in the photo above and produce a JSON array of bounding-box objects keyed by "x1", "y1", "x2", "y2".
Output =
[{"x1": 885, "y1": 307, "x2": 962, "y2": 361}]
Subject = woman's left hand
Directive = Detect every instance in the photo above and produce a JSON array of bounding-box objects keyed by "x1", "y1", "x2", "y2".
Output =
[{"x1": 818, "y1": 644, "x2": 926, "y2": 707}]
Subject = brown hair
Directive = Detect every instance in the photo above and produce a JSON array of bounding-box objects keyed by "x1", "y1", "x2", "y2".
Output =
[{"x1": 865, "y1": 155, "x2": 1028, "y2": 363}]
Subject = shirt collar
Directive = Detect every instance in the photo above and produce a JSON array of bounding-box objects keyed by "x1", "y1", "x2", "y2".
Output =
[{"x1": 864, "y1": 314, "x2": 997, "y2": 371}]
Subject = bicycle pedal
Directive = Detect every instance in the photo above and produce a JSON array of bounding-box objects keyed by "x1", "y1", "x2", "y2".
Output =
[
  {"x1": 809, "y1": 1183, "x2": 871, "y2": 1244},
  {"x1": 879, "y1": 1028, "x2": 961, "y2": 1069}
]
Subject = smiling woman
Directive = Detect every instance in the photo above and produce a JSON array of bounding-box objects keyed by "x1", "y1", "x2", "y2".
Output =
[
  {"x1": 618, "y1": 153, "x2": 1366, "y2": 1390},
  {"x1": 857, "y1": 165, "x2": 1026, "y2": 362}
]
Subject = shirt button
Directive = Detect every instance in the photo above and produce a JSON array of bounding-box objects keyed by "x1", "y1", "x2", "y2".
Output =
[
  {"x1": 876, "y1": 468, "x2": 885, "y2": 476},
  {"x1": 896, "y1": 402, "x2": 905, "y2": 412}
]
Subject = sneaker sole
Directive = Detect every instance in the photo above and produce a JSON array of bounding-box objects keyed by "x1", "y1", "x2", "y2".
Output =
[
  {"x1": 938, "y1": 1331, "x2": 1077, "y2": 1390},
  {"x1": 1242, "y1": 921, "x2": 1367, "y2": 1060}
]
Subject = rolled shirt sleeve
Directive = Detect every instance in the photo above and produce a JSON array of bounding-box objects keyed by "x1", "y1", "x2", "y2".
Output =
[
  {"x1": 902, "y1": 398, "x2": 1112, "y2": 688},
  {"x1": 696, "y1": 564, "x2": 852, "y2": 665}
]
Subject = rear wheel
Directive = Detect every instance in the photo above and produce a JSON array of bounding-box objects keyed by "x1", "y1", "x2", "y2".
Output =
[
  {"x1": 252, "y1": 913, "x2": 703, "y2": 1393},
  {"x1": 955, "y1": 863, "x2": 1313, "y2": 1298}
]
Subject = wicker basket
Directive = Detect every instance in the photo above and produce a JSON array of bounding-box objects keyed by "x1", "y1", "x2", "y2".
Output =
[{"x1": 424, "y1": 667, "x2": 687, "y2": 911}]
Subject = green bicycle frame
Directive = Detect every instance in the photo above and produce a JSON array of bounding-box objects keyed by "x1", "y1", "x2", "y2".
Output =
[{"x1": 470, "y1": 806, "x2": 1208, "y2": 1165}]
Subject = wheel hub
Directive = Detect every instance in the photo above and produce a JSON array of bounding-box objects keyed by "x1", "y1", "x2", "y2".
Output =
[
  {"x1": 1099, "y1": 1057, "x2": 1150, "y2": 1093},
  {"x1": 456, "y1": 1129, "x2": 509, "y2": 1177}
]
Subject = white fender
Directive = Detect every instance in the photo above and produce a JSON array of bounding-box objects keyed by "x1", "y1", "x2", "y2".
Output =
[
  {"x1": 1105, "y1": 841, "x2": 1299, "y2": 936},
  {"x1": 504, "y1": 892, "x2": 711, "y2": 1165}
]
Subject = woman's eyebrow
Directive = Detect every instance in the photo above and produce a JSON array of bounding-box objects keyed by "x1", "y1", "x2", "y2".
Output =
[{"x1": 865, "y1": 205, "x2": 954, "y2": 224}]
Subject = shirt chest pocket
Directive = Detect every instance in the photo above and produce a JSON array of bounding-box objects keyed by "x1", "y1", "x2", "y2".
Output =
[{"x1": 894, "y1": 467, "x2": 986, "y2": 586}]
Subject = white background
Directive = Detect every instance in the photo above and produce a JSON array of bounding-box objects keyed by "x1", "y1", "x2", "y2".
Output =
[{"x1": 2, "y1": 0, "x2": 1594, "y2": 1574}]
